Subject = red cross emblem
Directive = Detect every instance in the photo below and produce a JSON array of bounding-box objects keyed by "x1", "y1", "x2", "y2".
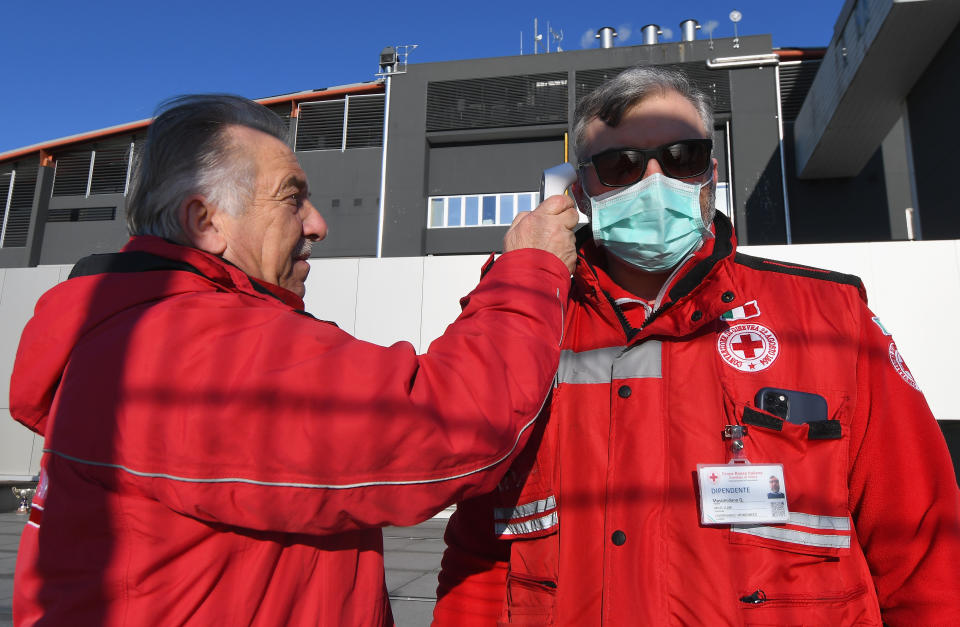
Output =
[
  {"x1": 731, "y1": 333, "x2": 765, "y2": 358},
  {"x1": 717, "y1": 323, "x2": 780, "y2": 373},
  {"x1": 709, "y1": 473, "x2": 718, "y2": 482}
]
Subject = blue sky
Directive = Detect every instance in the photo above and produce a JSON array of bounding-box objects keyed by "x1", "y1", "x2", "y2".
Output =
[{"x1": 0, "y1": 0, "x2": 845, "y2": 154}]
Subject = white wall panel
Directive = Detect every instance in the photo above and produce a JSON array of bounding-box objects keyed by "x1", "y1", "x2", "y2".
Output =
[
  {"x1": 420, "y1": 255, "x2": 489, "y2": 353},
  {"x1": 742, "y1": 241, "x2": 960, "y2": 420},
  {"x1": 0, "y1": 266, "x2": 62, "y2": 480},
  {"x1": 0, "y1": 267, "x2": 62, "y2": 408},
  {"x1": 302, "y1": 258, "x2": 360, "y2": 335},
  {"x1": 860, "y1": 240, "x2": 960, "y2": 422},
  {"x1": 354, "y1": 257, "x2": 424, "y2": 348},
  {"x1": 57, "y1": 264, "x2": 74, "y2": 283}
]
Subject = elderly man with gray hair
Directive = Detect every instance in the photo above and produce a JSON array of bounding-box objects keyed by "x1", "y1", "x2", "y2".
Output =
[
  {"x1": 9, "y1": 94, "x2": 579, "y2": 625},
  {"x1": 435, "y1": 66, "x2": 960, "y2": 625}
]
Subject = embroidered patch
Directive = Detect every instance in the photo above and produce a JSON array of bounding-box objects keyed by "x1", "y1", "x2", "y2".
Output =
[
  {"x1": 721, "y1": 300, "x2": 761, "y2": 321},
  {"x1": 888, "y1": 342, "x2": 920, "y2": 391},
  {"x1": 872, "y1": 316, "x2": 892, "y2": 336},
  {"x1": 717, "y1": 323, "x2": 780, "y2": 372}
]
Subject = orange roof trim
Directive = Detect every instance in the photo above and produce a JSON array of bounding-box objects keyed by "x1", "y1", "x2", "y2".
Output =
[
  {"x1": 0, "y1": 81, "x2": 385, "y2": 165},
  {"x1": 774, "y1": 48, "x2": 827, "y2": 61}
]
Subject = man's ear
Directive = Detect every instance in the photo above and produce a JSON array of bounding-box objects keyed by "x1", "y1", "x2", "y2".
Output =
[{"x1": 180, "y1": 195, "x2": 227, "y2": 255}]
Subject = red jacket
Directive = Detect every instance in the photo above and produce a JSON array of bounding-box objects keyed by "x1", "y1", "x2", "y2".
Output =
[
  {"x1": 435, "y1": 216, "x2": 960, "y2": 626},
  {"x1": 10, "y1": 236, "x2": 571, "y2": 626}
]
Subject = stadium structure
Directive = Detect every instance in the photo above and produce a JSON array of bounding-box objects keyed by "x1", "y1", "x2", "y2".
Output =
[{"x1": 2, "y1": 0, "x2": 958, "y2": 485}]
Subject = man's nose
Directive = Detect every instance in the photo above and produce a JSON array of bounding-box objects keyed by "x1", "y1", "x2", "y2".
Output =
[
  {"x1": 302, "y1": 201, "x2": 328, "y2": 242},
  {"x1": 644, "y1": 157, "x2": 666, "y2": 178}
]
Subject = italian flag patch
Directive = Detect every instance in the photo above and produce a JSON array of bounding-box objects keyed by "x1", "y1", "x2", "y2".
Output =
[{"x1": 721, "y1": 300, "x2": 760, "y2": 321}]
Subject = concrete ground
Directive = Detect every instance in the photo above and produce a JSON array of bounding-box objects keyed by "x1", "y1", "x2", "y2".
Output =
[{"x1": 0, "y1": 505, "x2": 449, "y2": 627}]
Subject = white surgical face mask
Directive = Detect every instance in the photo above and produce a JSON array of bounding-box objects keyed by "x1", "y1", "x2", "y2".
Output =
[{"x1": 590, "y1": 173, "x2": 711, "y2": 272}]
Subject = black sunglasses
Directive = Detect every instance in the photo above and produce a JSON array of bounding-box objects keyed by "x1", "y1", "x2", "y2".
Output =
[{"x1": 578, "y1": 139, "x2": 713, "y2": 188}]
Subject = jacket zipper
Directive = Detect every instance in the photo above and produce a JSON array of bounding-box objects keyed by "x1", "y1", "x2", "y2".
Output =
[{"x1": 740, "y1": 585, "x2": 866, "y2": 606}]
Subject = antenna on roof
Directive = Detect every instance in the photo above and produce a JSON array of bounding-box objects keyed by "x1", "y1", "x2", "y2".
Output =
[
  {"x1": 550, "y1": 25, "x2": 564, "y2": 52},
  {"x1": 376, "y1": 44, "x2": 418, "y2": 77},
  {"x1": 703, "y1": 19, "x2": 719, "y2": 51},
  {"x1": 729, "y1": 10, "x2": 742, "y2": 49}
]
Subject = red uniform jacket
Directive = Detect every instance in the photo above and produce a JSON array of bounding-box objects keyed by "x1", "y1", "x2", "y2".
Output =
[
  {"x1": 435, "y1": 215, "x2": 960, "y2": 626},
  {"x1": 10, "y1": 236, "x2": 570, "y2": 626}
]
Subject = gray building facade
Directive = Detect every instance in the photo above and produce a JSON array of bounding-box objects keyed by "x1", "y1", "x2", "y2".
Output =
[{"x1": 1, "y1": 2, "x2": 958, "y2": 267}]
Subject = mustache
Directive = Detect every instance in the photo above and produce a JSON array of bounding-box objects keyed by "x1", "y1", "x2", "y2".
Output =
[{"x1": 294, "y1": 239, "x2": 313, "y2": 259}]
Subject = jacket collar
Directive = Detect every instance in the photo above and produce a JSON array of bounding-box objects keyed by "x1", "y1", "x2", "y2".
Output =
[{"x1": 116, "y1": 236, "x2": 306, "y2": 310}]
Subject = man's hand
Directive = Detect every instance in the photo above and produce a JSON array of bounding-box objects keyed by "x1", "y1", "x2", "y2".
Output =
[{"x1": 503, "y1": 195, "x2": 579, "y2": 273}]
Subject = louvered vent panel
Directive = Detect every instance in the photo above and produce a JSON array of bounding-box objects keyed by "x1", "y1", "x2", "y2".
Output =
[
  {"x1": 3, "y1": 160, "x2": 39, "y2": 247},
  {"x1": 47, "y1": 206, "x2": 117, "y2": 222},
  {"x1": 90, "y1": 146, "x2": 130, "y2": 195},
  {"x1": 129, "y1": 138, "x2": 147, "y2": 179},
  {"x1": 53, "y1": 150, "x2": 92, "y2": 197},
  {"x1": 779, "y1": 60, "x2": 821, "y2": 122},
  {"x1": 0, "y1": 170, "x2": 11, "y2": 237},
  {"x1": 346, "y1": 95, "x2": 385, "y2": 149},
  {"x1": 266, "y1": 103, "x2": 292, "y2": 134},
  {"x1": 426, "y1": 73, "x2": 568, "y2": 131},
  {"x1": 575, "y1": 63, "x2": 731, "y2": 114},
  {"x1": 296, "y1": 100, "x2": 345, "y2": 152}
]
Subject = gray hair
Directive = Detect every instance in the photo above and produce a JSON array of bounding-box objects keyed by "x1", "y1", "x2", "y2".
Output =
[
  {"x1": 572, "y1": 66, "x2": 714, "y2": 161},
  {"x1": 126, "y1": 94, "x2": 288, "y2": 240}
]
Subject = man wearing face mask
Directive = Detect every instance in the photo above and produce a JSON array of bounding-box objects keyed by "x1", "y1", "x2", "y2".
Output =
[{"x1": 434, "y1": 66, "x2": 960, "y2": 625}]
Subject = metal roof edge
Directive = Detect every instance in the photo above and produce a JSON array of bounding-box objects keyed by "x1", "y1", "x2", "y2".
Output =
[{"x1": 0, "y1": 80, "x2": 385, "y2": 165}]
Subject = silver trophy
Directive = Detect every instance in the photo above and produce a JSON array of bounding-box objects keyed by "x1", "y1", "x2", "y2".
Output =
[{"x1": 11, "y1": 487, "x2": 36, "y2": 514}]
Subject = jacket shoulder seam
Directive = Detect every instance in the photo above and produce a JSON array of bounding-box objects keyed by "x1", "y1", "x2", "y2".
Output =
[{"x1": 734, "y1": 253, "x2": 864, "y2": 291}]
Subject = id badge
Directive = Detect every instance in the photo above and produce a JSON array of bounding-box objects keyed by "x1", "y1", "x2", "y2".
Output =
[{"x1": 696, "y1": 463, "x2": 789, "y2": 525}]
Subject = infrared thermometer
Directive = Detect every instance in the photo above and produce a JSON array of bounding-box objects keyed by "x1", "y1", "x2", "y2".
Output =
[{"x1": 539, "y1": 163, "x2": 577, "y2": 202}]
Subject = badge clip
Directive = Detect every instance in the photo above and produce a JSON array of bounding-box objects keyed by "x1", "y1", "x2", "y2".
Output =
[{"x1": 723, "y1": 424, "x2": 749, "y2": 463}]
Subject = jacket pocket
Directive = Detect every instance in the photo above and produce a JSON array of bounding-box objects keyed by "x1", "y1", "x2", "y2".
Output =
[
  {"x1": 498, "y1": 571, "x2": 557, "y2": 626},
  {"x1": 727, "y1": 395, "x2": 852, "y2": 558}
]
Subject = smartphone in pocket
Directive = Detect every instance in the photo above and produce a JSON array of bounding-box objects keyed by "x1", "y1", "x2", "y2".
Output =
[{"x1": 755, "y1": 388, "x2": 828, "y2": 425}]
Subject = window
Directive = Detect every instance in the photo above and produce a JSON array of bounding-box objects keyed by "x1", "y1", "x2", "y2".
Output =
[
  {"x1": 53, "y1": 142, "x2": 135, "y2": 197},
  {"x1": 89, "y1": 146, "x2": 130, "y2": 195},
  {"x1": 448, "y1": 197, "x2": 462, "y2": 226},
  {"x1": 296, "y1": 94, "x2": 385, "y2": 152},
  {"x1": 52, "y1": 151, "x2": 91, "y2": 197},
  {"x1": 1, "y1": 160, "x2": 39, "y2": 248},
  {"x1": 499, "y1": 195, "x2": 514, "y2": 224},
  {"x1": 430, "y1": 198, "x2": 444, "y2": 227},
  {"x1": 0, "y1": 169, "x2": 12, "y2": 246},
  {"x1": 47, "y1": 207, "x2": 117, "y2": 222},
  {"x1": 482, "y1": 196, "x2": 496, "y2": 225},
  {"x1": 465, "y1": 197, "x2": 479, "y2": 226},
  {"x1": 426, "y1": 192, "x2": 538, "y2": 228}
]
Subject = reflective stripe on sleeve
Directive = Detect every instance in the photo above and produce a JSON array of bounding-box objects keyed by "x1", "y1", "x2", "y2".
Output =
[
  {"x1": 556, "y1": 341, "x2": 662, "y2": 385},
  {"x1": 495, "y1": 511, "x2": 558, "y2": 537},
  {"x1": 494, "y1": 495, "x2": 556, "y2": 521}
]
